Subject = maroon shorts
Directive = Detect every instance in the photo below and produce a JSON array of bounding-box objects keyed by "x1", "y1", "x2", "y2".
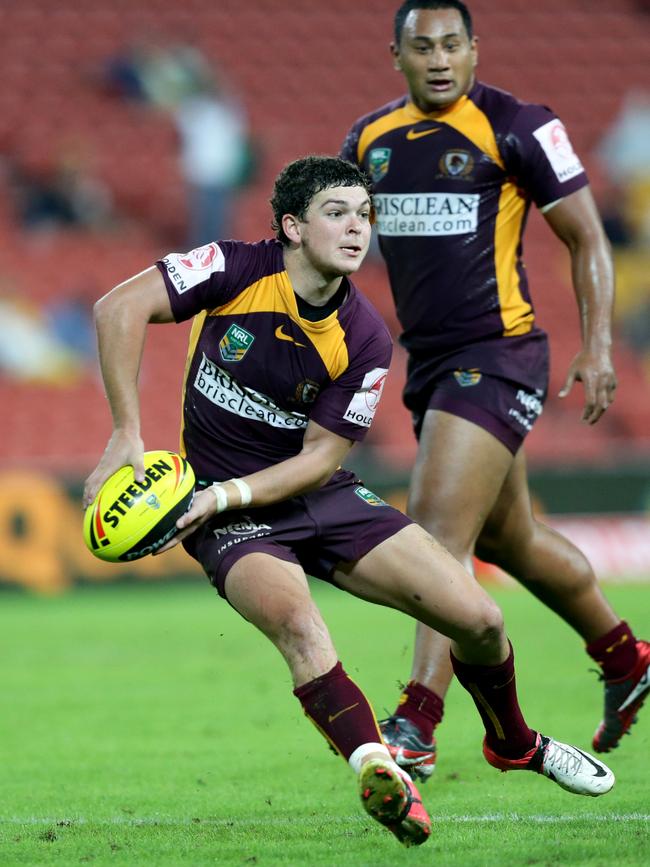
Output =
[
  {"x1": 404, "y1": 336, "x2": 549, "y2": 454},
  {"x1": 182, "y1": 469, "x2": 413, "y2": 599}
]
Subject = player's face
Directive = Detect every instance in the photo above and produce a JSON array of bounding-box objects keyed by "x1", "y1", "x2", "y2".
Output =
[
  {"x1": 392, "y1": 7, "x2": 478, "y2": 112},
  {"x1": 297, "y1": 186, "x2": 372, "y2": 277}
]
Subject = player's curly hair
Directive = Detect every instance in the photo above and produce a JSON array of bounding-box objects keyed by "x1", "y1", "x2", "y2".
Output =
[
  {"x1": 394, "y1": 0, "x2": 473, "y2": 43},
  {"x1": 270, "y1": 156, "x2": 373, "y2": 246}
]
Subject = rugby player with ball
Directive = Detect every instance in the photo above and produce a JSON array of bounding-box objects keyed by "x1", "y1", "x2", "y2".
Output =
[{"x1": 83, "y1": 156, "x2": 614, "y2": 848}]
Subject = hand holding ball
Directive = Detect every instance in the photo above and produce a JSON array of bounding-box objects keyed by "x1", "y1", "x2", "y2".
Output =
[{"x1": 83, "y1": 451, "x2": 195, "y2": 561}]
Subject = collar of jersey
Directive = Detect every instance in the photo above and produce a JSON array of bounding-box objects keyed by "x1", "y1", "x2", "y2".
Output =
[
  {"x1": 405, "y1": 93, "x2": 469, "y2": 122},
  {"x1": 279, "y1": 271, "x2": 351, "y2": 333}
]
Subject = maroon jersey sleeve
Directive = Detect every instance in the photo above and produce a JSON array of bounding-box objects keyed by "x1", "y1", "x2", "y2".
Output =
[
  {"x1": 156, "y1": 240, "x2": 281, "y2": 321},
  {"x1": 502, "y1": 104, "x2": 589, "y2": 208},
  {"x1": 340, "y1": 122, "x2": 362, "y2": 165},
  {"x1": 309, "y1": 302, "x2": 393, "y2": 442}
]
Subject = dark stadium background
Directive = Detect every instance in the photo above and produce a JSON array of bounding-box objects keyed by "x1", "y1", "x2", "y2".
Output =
[{"x1": 1, "y1": 0, "x2": 649, "y2": 591}]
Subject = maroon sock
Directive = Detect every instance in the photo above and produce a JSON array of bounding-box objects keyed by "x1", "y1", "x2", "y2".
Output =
[
  {"x1": 293, "y1": 661, "x2": 383, "y2": 761},
  {"x1": 586, "y1": 621, "x2": 638, "y2": 680},
  {"x1": 450, "y1": 643, "x2": 536, "y2": 759},
  {"x1": 393, "y1": 681, "x2": 444, "y2": 743}
]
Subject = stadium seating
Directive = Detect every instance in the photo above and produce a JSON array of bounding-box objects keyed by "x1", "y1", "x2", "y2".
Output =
[{"x1": 1, "y1": 0, "x2": 649, "y2": 472}]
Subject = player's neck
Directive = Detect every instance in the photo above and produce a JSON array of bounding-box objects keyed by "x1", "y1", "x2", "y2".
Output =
[
  {"x1": 284, "y1": 253, "x2": 346, "y2": 307},
  {"x1": 295, "y1": 280, "x2": 348, "y2": 321},
  {"x1": 409, "y1": 77, "x2": 476, "y2": 116}
]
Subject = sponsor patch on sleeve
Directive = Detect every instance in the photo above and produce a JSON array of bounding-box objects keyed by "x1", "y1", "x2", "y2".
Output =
[
  {"x1": 532, "y1": 119, "x2": 584, "y2": 184},
  {"x1": 343, "y1": 367, "x2": 388, "y2": 427},
  {"x1": 161, "y1": 242, "x2": 226, "y2": 294}
]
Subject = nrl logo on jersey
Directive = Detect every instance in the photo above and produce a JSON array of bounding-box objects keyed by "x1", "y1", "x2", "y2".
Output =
[
  {"x1": 354, "y1": 486, "x2": 387, "y2": 507},
  {"x1": 219, "y1": 323, "x2": 255, "y2": 362},
  {"x1": 368, "y1": 148, "x2": 391, "y2": 182},
  {"x1": 438, "y1": 149, "x2": 474, "y2": 179}
]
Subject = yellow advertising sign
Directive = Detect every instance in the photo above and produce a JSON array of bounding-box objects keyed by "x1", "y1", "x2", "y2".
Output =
[{"x1": 0, "y1": 469, "x2": 202, "y2": 593}]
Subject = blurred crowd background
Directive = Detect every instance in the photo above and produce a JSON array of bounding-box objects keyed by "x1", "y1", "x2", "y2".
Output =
[{"x1": 1, "y1": 0, "x2": 650, "y2": 590}]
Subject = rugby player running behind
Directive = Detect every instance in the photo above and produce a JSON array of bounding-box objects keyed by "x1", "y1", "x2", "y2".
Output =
[
  {"x1": 341, "y1": 0, "x2": 650, "y2": 783},
  {"x1": 84, "y1": 156, "x2": 614, "y2": 849}
]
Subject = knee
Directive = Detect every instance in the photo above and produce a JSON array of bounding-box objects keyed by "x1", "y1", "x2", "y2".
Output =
[
  {"x1": 477, "y1": 517, "x2": 532, "y2": 574},
  {"x1": 479, "y1": 519, "x2": 597, "y2": 595},
  {"x1": 272, "y1": 600, "x2": 327, "y2": 650},
  {"x1": 476, "y1": 519, "x2": 518, "y2": 564},
  {"x1": 465, "y1": 597, "x2": 505, "y2": 648}
]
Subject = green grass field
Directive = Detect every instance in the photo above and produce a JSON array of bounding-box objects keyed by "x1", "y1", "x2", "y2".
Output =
[{"x1": 1, "y1": 579, "x2": 648, "y2": 866}]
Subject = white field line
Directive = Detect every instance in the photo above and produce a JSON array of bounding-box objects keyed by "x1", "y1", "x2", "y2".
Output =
[{"x1": 1, "y1": 813, "x2": 649, "y2": 826}]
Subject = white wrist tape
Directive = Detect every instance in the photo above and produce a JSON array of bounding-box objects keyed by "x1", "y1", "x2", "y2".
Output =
[
  {"x1": 228, "y1": 477, "x2": 252, "y2": 507},
  {"x1": 209, "y1": 483, "x2": 229, "y2": 513}
]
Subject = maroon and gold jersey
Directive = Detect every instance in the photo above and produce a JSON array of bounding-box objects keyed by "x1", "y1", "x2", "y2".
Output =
[
  {"x1": 341, "y1": 80, "x2": 589, "y2": 362},
  {"x1": 156, "y1": 239, "x2": 392, "y2": 483}
]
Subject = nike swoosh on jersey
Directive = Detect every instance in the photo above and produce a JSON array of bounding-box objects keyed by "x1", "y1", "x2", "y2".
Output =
[
  {"x1": 573, "y1": 748, "x2": 609, "y2": 777},
  {"x1": 274, "y1": 324, "x2": 307, "y2": 347},
  {"x1": 406, "y1": 127, "x2": 441, "y2": 140},
  {"x1": 327, "y1": 702, "x2": 360, "y2": 723}
]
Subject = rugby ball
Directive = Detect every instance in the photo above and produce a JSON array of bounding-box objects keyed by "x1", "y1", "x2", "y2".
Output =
[{"x1": 83, "y1": 450, "x2": 195, "y2": 562}]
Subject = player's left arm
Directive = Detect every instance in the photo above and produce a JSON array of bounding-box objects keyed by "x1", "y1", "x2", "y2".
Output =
[
  {"x1": 155, "y1": 420, "x2": 354, "y2": 552},
  {"x1": 542, "y1": 185, "x2": 617, "y2": 424},
  {"x1": 83, "y1": 267, "x2": 176, "y2": 507}
]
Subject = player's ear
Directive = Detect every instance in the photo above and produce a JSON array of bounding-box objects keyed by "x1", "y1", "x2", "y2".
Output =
[
  {"x1": 390, "y1": 42, "x2": 402, "y2": 72},
  {"x1": 282, "y1": 213, "x2": 301, "y2": 245}
]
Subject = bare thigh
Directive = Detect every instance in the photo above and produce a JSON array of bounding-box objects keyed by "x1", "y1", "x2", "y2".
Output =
[
  {"x1": 408, "y1": 410, "x2": 515, "y2": 565},
  {"x1": 477, "y1": 448, "x2": 540, "y2": 561},
  {"x1": 332, "y1": 523, "x2": 502, "y2": 645}
]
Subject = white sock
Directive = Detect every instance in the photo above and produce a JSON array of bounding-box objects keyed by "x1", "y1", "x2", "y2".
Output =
[
  {"x1": 348, "y1": 742, "x2": 391, "y2": 774},
  {"x1": 348, "y1": 742, "x2": 412, "y2": 782}
]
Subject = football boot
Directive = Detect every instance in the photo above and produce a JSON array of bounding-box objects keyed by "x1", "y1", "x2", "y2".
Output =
[
  {"x1": 359, "y1": 758, "x2": 431, "y2": 847},
  {"x1": 483, "y1": 732, "x2": 614, "y2": 797},
  {"x1": 379, "y1": 716, "x2": 436, "y2": 782},
  {"x1": 592, "y1": 640, "x2": 650, "y2": 753}
]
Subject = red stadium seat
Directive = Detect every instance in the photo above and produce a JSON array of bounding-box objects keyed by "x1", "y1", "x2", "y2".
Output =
[{"x1": 1, "y1": 0, "x2": 648, "y2": 469}]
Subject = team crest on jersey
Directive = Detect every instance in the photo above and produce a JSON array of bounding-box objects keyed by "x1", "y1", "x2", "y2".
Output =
[
  {"x1": 368, "y1": 148, "x2": 391, "y2": 182},
  {"x1": 354, "y1": 486, "x2": 387, "y2": 507},
  {"x1": 294, "y1": 379, "x2": 320, "y2": 405},
  {"x1": 454, "y1": 368, "x2": 482, "y2": 387},
  {"x1": 219, "y1": 324, "x2": 255, "y2": 362},
  {"x1": 438, "y1": 149, "x2": 474, "y2": 179}
]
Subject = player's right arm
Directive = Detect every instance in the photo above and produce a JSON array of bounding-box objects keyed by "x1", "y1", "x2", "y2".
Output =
[
  {"x1": 156, "y1": 418, "x2": 356, "y2": 554},
  {"x1": 542, "y1": 187, "x2": 617, "y2": 424},
  {"x1": 82, "y1": 267, "x2": 174, "y2": 508},
  {"x1": 503, "y1": 104, "x2": 616, "y2": 424}
]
